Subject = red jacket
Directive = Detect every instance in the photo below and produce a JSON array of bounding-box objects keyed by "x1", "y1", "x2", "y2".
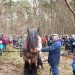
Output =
[{"x1": 41, "y1": 36, "x2": 46, "y2": 44}]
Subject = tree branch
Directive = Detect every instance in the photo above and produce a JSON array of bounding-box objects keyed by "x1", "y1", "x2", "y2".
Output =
[{"x1": 65, "y1": 0, "x2": 75, "y2": 18}]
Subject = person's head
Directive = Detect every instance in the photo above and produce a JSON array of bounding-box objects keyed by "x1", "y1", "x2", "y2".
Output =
[
  {"x1": 72, "y1": 34, "x2": 75, "y2": 39},
  {"x1": 42, "y1": 34, "x2": 45, "y2": 37},
  {"x1": 52, "y1": 34, "x2": 59, "y2": 41}
]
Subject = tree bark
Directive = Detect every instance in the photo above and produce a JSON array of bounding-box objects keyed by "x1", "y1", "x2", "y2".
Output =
[{"x1": 65, "y1": 0, "x2": 75, "y2": 18}]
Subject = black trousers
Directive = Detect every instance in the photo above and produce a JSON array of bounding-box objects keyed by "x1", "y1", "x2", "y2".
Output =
[{"x1": 73, "y1": 70, "x2": 75, "y2": 75}]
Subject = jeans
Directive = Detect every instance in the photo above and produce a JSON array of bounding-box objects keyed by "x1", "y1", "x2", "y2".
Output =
[
  {"x1": 3, "y1": 44, "x2": 7, "y2": 51},
  {"x1": 72, "y1": 60, "x2": 75, "y2": 71},
  {"x1": 51, "y1": 65, "x2": 59, "y2": 75}
]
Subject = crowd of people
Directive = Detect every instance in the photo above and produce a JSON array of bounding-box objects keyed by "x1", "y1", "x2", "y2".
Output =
[
  {"x1": 0, "y1": 34, "x2": 26, "y2": 55},
  {"x1": 41, "y1": 34, "x2": 75, "y2": 54},
  {"x1": 0, "y1": 33, "x2": 75, "y2": 75},
  {"x1": 0, "y1": 34, "x2": 7, "y2": 55},
  {"x1": 41, "y1": 34, "x2": 75, "y2": 75}
]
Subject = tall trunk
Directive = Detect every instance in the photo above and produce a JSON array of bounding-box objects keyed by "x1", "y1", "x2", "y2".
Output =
[
  {"x1": 9, "y1": 0, "x2": 13, "y2": 34},
  {"x1": 65, "y1": 0, "x2": 75, "y2": 18},
  {"x1": 64, "y1": 0, "x2": 75, "y2": 33}
]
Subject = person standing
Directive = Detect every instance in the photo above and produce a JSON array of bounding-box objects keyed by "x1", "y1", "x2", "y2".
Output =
[
  {"x1": 71, "y1": 35, "x2": 75, "y2": 75},
  {"x1": 41, "y1": 35, "x2": 47, "y2": 47},
  {"x1": 41, "y1": 34, "x2": 62, "y2": 75},
  {"x1": 2, "y1": 34, "x2": 7, "y2": 51},
  {"x1": 0, "y1": 40, "x2": 3, "y2": 55}
]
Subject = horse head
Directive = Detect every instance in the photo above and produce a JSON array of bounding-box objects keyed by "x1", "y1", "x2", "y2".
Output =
[{"x1": 27, "y1": 28, "x2": 39, "y2": 52}]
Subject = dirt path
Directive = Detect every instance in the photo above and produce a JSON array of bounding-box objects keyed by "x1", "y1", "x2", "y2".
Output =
[
  {"x1": 0, "y1": 61, "x2": 23, "y2": 75},
  {"x1": 0, "y1": 56, "x2": 73, "y2": 75},
  {"x1": 0, "y1": 46, "x2": 73, "y2": 75}
]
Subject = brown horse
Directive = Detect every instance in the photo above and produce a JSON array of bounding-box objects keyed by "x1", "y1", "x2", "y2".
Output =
[{"x1": 22, "y1": 28, "x2": 43, "y2": 75}]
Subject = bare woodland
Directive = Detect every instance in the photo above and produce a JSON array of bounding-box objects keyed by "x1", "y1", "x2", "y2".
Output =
[{"x1": 0, "y1": 0, "x2": 75, "y2": 34}]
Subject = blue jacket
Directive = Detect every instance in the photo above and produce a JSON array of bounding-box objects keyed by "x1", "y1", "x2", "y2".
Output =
[
  {"x1": 41, "y1": 40, "x2": 62, "y2": 66},
  {"x1": 0, "y1": 44, "x2": 3, "y2": 49}
]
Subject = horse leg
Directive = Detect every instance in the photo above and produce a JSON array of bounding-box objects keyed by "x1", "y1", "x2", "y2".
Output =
[
  {"x1": 31, "y1": 63, "x2": 38, "y2": 75},
  {"x1": 37, "y1": 52, "x2": 43, "y2": 69},
  {"x1": 37, "y1": 57, "x2": 43, "y2": 69},
  {"x1": 24, "y1": 62, "x2": 31, "y2": 75},
  {"x1": 39, "y1": 58, "x2": 43, "y2": 69},
  {"x1": 37, "y1": 58, "x2": 40, "y2": 69}
]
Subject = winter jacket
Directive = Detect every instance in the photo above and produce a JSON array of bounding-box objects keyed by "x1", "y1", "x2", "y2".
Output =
[
  {"x1": 2, "y1": 36, "x2": 7, "y2": 44},
  {"x1": 0, "y1": 44, "x2": 3, "y2": 49},
  {"x1": 41, "y1": 36, "x2": 46, "y2": 44},
  {"x1": 41, "y1": 40, "x2": 62, "y2": 66}
]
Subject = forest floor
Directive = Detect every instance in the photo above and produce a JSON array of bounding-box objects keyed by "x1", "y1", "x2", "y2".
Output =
[{"x1": 0, "y1": 45, "x2": 73, "y2": 75}]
